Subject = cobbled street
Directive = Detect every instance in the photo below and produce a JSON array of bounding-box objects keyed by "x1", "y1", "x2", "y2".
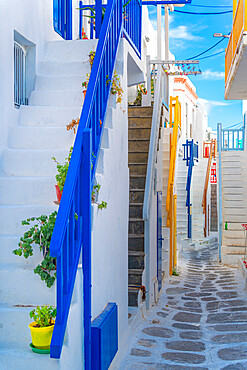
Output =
[{"x1": 120, "y1": 238, "x2": 247, "y2": 369}]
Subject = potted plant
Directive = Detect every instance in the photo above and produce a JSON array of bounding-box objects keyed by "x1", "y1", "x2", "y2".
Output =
[
  {"x1": 13, "y1": 211, "x2": 57, "y2": 288},
  {"x1": 29, "y1": 305, "x2": 56, "y2": 350},
  {"x1": 82, "y1": 73, "x2": 90, "y2": 99},
  {"x1": 52, "y1": 147, "x2": 73, "y2": 203}
]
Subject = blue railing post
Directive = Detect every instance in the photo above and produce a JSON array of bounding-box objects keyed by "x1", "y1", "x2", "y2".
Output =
[
  {"x1": 217, "y1": 123, "x2": 222, "y2": 263},
  {"x1": 79, "y1": 1, "x2": 83, "y2": 39},
  {"x1": 183, "y1": 140, "x2": 198, "y2": 239},
  {"x1": 82, "y1": 128, "x2": 92, "y2": 370},
  {"x1": 95, "y1": 0, "x2": 103, "y2": 38}
]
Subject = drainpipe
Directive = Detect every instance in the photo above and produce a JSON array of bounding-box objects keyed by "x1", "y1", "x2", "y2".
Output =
[
  {"x1": 157, "y1": 5, "x2": 162, "y2": 60},
  {"x1": 217, "y1": 123, "x2": 222, "y2": 263}
]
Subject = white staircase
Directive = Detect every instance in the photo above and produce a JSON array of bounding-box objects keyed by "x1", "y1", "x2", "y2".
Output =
[
  {"x1": 221, "y1": 151, "x2": 247, "y2": 263},
  {"x1": 0, "y1": 39, "x2": 100, "y2": 369},
  {"x1": 176, "y1": 155, "x2": 188, "y2": 241},
  {"x1": 192, "y1": 157, "x2": 208, "y2": 241}
]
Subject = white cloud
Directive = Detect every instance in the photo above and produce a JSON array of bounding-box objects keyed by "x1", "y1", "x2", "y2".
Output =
[
  {"x1": 198, "y1": 98, "x2": 229, "y2": 114},
  {"x1": 170, "y1": 25, "x2": 202, "y2": 41},
  {"x1": 199, "y1": 70, "x2": 225, "y2": 80}
]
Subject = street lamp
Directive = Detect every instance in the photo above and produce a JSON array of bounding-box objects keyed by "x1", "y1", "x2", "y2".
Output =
[{"x1": 213, "y1": 33, "x2": 230, "y2": 38}]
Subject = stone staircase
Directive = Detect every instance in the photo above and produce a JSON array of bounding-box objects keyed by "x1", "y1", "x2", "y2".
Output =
[
  {"x1": 0, "y1": 39, "x2": 103, "y2": 369},
  {"x1": 128, "y1": 106, "x2": 153, "y2": 307},
  {"x1": 221, "y1": 151, "x2": 247, "y2": 263}
]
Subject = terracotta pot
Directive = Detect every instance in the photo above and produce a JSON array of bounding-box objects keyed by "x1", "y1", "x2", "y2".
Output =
[
  {"x1": 55, "y1": 184, "x2": 62, "y2": 202},
  {"x1": 83, "y1": 90, "x2": 87, "y2": 99}
]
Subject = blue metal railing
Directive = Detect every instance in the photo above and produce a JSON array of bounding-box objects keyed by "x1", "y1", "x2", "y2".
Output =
[
  {"x1": 183, "y1": 139, "x2": 198, "y2": 239},
  {"x1": 220, "y1": 123, "x2": 245, "y2": 151},
  {"x1": 49, "y1": 0, "x2": 123, "y2": 366},
  {"x1": 79, "y1": 0, "x2": 142, "y2": 57}
]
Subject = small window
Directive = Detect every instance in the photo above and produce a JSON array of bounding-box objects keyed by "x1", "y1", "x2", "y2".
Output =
[{"x1": 14, "y1": 41, "x2": 28, "y2": 107}]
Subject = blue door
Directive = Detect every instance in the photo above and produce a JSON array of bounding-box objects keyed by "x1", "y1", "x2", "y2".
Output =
[
  {"x1": 157, "y1": 192, "x2": 163, "y2": 291},
  {"x1": 53, "y1": 0, "x2": 72, "y2": 40}
]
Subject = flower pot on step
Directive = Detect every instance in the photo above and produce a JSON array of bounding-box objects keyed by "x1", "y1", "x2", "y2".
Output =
[
  {"x1": 29, "y1": 321, "x2": 55, "y2": 350},
  {"x1": 55, "y1": 184, "x2": 62, "y2": 202}
]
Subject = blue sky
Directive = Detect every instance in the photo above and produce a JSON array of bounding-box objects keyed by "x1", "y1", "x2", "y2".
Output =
[{"x1": 148, "y1": 0, "x2": 243, "y2": 130}]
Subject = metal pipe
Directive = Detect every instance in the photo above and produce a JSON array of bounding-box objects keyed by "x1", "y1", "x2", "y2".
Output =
[{"x1": 157, "y1": 5, "x2": 162, "y2": 59}]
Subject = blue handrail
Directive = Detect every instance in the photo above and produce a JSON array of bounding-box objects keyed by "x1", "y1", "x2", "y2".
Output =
[
  {"x1": 79, "y1": 0, "x2": 142, "y2": 57},
  {"x1": 183, "y1": 139, "x2": 198, "y2": 239},
  {"x1": 49, "y1": 0, "x2": 123, "y2": 366}
]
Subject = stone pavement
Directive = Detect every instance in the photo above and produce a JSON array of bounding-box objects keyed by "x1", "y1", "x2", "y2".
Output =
[{"x1": 119, "y1": 238, "x2": 247, "y2": 369}]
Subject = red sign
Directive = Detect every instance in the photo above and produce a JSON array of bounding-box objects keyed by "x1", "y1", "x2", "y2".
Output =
[{"x1": 211, "y1": 162, "x2": 217, "y2": 184}]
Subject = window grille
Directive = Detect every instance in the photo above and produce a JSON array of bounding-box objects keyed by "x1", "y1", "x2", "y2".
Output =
[{"x1": 14, "y1": 41, "x2": 27, "y2": 107}]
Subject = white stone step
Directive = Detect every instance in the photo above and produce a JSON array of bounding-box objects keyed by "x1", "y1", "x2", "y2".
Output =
[
  {"x1": 0, "y1": 266, "x2": 55, "y2": 305},
  {"x1": 0, "y1": 305, "x2": 33, "y2": 346},
  {"x1": 0, "y1": 205, "x2": 57, "y2": 235},
  {"x1": 8, "y1": 126, "x2": 75, "y2": 150},
  {"x1": 2, "y1": 148, "x2": 69, "y2": 177},
  {"x1": 29, "y1": 90, "x2": 83, "y2": 107},
  {"x1": 0, "y1": 176, "x2": 55, "y2": 205},
  {"x1": 222, "y1": 174, "x2": 243, "y2": 181},
  {"x1": 223, "y1": 200, "x2": 246, "y2": 208},
  {"x1": 222, "y1": 167, "x2": 241, "y2": 175},
  {"x1": 44, "y1": 39, "x2": 97, "y2": 62},
  {"x1": 0, "y1": 235, "x2": 43, "y2": 267},
  {"x1": 38, "y1": 61, "x2": 86, "y2": 76},
  {"x1": 223, "y1": 229, "x2": 246, "y2": 238},
  {"x1": 0, "y1": 345, "x2": 61, "y2": 370},
  {"x1": 35, "y1": 75, "x2": 85, "y2": 91},
  {"x1": 224, "y1": 208, "x2": 246, "y2": 216},
  {"x1": 223, "y1": 187, "x2": 243, "y2": 194},
  {"x1": 19, "y1": 106, "x2": 81, "y2": 127},
  {"x1": 222, "y1": 194, "x2": 244, "y2": 201}
]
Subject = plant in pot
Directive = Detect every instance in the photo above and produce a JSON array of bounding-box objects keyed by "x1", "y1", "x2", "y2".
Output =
[
  {"x1": 13, "y1": 211, "x2": 57, "y2": 288},
  {"x1": 82, "y1": 73, "x2": 90, "y2": 99},
  {"x1": 29, "y1": 305, "x2": 56, "y2": 351},
  {"x1": 52, "y1": 147, "x2": 73, "y2": 204}
]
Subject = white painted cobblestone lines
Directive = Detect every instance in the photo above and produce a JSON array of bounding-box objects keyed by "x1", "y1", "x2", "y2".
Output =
[{"x1": 120, "y1": 239, "x2": 247, "y2": 369}]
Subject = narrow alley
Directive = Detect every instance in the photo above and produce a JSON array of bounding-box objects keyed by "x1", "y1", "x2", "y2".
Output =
[{"x1": 120, "y1": 237, "x2": 247, "y2": 370}]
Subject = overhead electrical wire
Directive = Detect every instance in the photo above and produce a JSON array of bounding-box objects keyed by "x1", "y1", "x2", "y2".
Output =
[
  {"x1": 197, "y1": 50, "x2": 225, "y2": 60},
  {"x1": 187, "y1": 37, "x2": 227, "y2": 60},
  {"x1": 188, "y1": 4, "x2": 233, "y2": 8},
  {"x1": 174, "y1": 9, "x2": 233, "y2": 15}
]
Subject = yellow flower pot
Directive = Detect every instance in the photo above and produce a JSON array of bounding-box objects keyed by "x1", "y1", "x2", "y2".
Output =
[{"x1": 29, "y1": 321, "x2": 55, "y2": 349}]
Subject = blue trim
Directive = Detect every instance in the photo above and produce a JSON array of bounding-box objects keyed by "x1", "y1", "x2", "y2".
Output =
[
  {"x1": 91, "y1": 303, "x2": 118, "y2": 370},
  {"x1": 183, "y1": 140, "x2": 198, "y2": 239},
  {"x1": 53, "y1": 0, "x2": 72, "y2": 40}
]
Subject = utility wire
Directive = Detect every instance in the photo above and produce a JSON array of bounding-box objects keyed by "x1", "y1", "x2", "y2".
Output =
[
  {"x1": 187, "y1": 38, "x2": 227, "y2": 60},
  {"x1": 188, "y1": 4, "x2": 233, "y2": 8},
  {"x1": 197, "y1": 50, "x2": 225, "y2": 60},
  {"x1": 174, "y1": 10, "x2": 233, "y2": 15}
]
